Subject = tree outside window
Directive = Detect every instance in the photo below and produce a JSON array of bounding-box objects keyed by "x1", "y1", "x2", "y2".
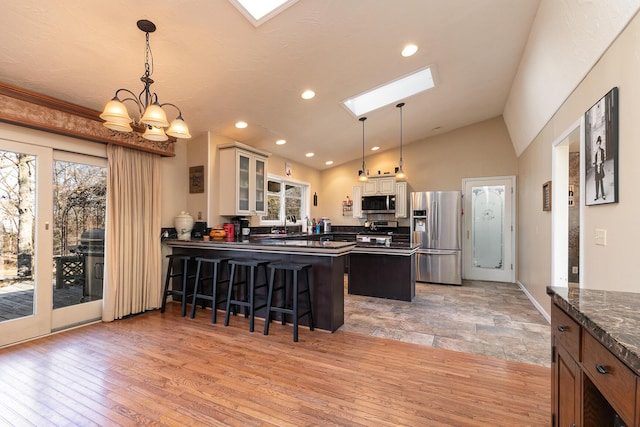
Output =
[{"x1": 262, "y1": 177, "x2": 308, "y2": 224}]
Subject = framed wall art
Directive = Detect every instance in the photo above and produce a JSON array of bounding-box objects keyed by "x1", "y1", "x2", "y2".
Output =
[
  {"x1": 542, "y1": 181, "x2": 552, "y2": 211},
  {"x1": 584, "y1": 87, "x2": 618, "y2": 206},
  {"x1": 189, "y1": 165, "x2": 204, "y2": 193}
]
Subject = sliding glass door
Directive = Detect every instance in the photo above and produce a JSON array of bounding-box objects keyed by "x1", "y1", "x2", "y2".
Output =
[
  {"x1": 0, "y1": 135, "x2": 106, "y2": 346},
  {"x1": 0, "y1": 140, "x2": 53, "y2": 346},
  {"x1": 51, "y1": 152, "x2": 106, "y2": 331}
]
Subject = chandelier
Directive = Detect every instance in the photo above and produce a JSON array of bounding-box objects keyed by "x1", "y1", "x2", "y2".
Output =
[{"x1": 100, "y1": 20, "x2": 191, "y2": 142}]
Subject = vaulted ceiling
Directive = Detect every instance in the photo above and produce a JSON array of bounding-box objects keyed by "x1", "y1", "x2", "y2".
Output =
[{"x1": 0, "y1": 1, "x2": 540, "y2": 168}]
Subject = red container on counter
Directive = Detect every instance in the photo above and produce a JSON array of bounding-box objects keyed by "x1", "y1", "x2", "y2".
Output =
[{"x1": 223, "y1": 223, "x2": 234, "y2": 238}]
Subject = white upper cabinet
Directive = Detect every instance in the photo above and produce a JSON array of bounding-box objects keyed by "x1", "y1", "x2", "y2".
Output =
[
  {"x1": 362, "y1": 176, "x2": 395, "y2": 196},
  {"x1": 395, "y1": 181, "x2": 407, "y2": 218},
  {"x1": 352, "y1": 185, "x2": 362, "y2": 218},
  {"x1": 219, "y1": 142, "x2": 269, "y2": 216}
]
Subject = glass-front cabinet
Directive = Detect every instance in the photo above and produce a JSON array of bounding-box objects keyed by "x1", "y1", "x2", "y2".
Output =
[{"x1": 219, "y1": 143, "x2": 269, "y2": 216}]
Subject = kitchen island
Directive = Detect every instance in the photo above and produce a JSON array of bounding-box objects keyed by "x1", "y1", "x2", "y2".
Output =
[
  {"x1": 348, "y1": 243, "x2": 418, "y2": 301},
  {"x1": 548, "y1": 286, "x2": 640, "y2": 426},
  {"x1": 166, "y1": 238, "x2": 354, "y2": 332}
]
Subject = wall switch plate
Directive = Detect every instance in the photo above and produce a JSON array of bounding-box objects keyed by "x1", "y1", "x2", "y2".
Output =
[{"x1": 594, "y1": 228, "x2": 607, "y2": 246}]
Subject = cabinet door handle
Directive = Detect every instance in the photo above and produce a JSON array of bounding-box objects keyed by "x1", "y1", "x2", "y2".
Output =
[
  {"x1": 595, "y1": 364, "x2": 608, "y2": 375},
  {"x1": 557, "y1": 325, "x2": 567, "y2": 332}
]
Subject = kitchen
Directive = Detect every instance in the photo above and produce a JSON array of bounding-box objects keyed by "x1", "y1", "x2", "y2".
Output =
[{"x1": 3, "y1": 1, "x2": 640, "y2": 425}]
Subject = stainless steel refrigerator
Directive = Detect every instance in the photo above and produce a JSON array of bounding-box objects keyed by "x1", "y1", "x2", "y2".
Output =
[{"x1": 411, "y1": 191, "x2": 462, "y2": 285}]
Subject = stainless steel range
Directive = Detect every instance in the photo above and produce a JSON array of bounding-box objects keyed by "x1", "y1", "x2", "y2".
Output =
[{"x1": 357, "y1": 220, "x2": 397, "y2": 245}]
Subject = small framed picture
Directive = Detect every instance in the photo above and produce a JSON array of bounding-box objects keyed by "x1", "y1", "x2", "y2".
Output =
[
  {"x1": 189, "y1": 165, "x2": 204, "y2": 193},
  {"x1": 585, "y1": 87, "x2": 618, "y2": 206},
  {"x1": 542, "y1": 181, "x2": 552, "y2": 211}
]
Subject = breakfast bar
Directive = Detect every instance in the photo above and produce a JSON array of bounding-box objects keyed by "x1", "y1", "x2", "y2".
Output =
[{"x1": 166, "y1": 239, "x2": 355, "y2": 332}]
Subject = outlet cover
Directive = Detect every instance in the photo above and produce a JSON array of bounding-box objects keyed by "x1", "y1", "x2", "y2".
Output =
[{"x1": 572, "y1": 266, "x2": 579, "y2": 274}]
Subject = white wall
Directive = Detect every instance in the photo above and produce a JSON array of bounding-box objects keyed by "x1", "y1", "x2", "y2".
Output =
[
  {"x1": 518, "y1": 10, "x2": 640, "y2": 315},
  {"x1": 504, "y1": 0, "x2": 640, "y2": 156}
]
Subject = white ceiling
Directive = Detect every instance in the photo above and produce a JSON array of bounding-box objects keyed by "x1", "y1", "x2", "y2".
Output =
[{"x1": 0, "y1": 0, "x2": 540, "y2": 169}]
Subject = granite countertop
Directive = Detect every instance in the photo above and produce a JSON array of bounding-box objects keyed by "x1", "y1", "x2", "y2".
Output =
[
  {"x1": 165, "y1": 238, "x2": 355, "y2": 256},
  {"x1": 547, "y1": 286, "x2": 640, "y2": 374},
  {"x1": 352, "y1": 243, "x2": 419, "y2": 255}
]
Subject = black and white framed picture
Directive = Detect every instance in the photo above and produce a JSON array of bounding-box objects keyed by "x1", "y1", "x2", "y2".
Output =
[{"x1": 585, "y1": 87, "x2": 618, "y2": 206}]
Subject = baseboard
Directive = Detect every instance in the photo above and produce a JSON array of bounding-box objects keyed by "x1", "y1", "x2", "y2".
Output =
[{"x1": 517, "y1": 280, "x2": 550, "y2": 324}]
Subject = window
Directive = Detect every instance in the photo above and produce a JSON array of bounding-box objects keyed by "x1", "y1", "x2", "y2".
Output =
[{"x1": 261, "y1": 176, "x2": 309, "y2": 225}]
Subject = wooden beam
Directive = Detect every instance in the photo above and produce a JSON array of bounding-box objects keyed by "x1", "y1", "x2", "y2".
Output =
[{"x1": 0, "y1": 81, "x2": 175, "y2": 157}]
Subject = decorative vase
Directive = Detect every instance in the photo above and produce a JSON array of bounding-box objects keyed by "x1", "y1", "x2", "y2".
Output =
[
  {"x1": 210, "y1": 227, "x2": 227, "y2": 240},
  {"x1": 174, "y1": 212, "x2": 194, "y2": 240}
]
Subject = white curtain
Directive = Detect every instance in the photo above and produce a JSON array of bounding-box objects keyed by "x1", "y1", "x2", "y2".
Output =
[{"x1": 102, "y1": 144, "x2": 162, "y2": 321}]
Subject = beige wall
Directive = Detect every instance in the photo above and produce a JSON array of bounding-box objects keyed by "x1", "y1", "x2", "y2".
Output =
[
  {"x1": 320, "y1": 116, "x2": 518, "y2": 226},
  {"x1": 160, "y1": 140, "x2": 188, "y2": 228},
  {"x1": 518, "y1": 10, "x2": 640, "y2": 315}
]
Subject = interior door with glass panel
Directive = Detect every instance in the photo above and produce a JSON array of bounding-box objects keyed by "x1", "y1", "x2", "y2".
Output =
[
  {"x1": 0, "y1": 140, "x2": 53, "y2": 346},
  {"x1": 462, "y1": 176, "x2": 515, "y2": 283},
  {"x1": 51, "y1": 152, "x2": 106, "y2": 330}
]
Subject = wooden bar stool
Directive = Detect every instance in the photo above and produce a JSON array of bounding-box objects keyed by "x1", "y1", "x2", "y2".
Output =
[
  {"x1": 264, "y1": 262, "x2": 314, "y2": 342},
  {"x1": 161, "y1": 254, "x2": 195, "y2": 317},
  {"x1": 224, "y1": 259, "x2": 270, "y2": 332},
  {"x1": 190, "y1": 257, "x2": 231, "y2": 323}
]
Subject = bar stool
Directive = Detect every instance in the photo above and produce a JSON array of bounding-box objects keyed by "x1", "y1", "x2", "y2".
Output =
[
  {"x1": 161, "y1": 254, "x2": 195, "y2": 317},
  {"x1": 224, "y1": 259, "x2": 270, "y2": 332},
  {"x1": 263, "y1": 262, "x2": 314, "y2": 342},
  {"x1": 190, "y1": 257, "x2": 231, "y2": 323}
]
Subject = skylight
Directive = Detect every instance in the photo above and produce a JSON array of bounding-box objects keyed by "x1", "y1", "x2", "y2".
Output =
[
  {"x1": 342, "y1": 67, "x2": 435, "y2": 117},
  {"x1": 230, "y1": 0, "x2": 299, "y2": 26}
]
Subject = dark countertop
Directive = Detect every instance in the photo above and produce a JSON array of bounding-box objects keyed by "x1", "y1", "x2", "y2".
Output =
[
  {"x1": 547, "y1": 286, "x2": 640, "y2": 374},
  {"x1": 352, "y1": 243, "x2": 418, "y2": 255},
  {"x1": 166, "y1": 238, "x2": 354, "y2": 256}
]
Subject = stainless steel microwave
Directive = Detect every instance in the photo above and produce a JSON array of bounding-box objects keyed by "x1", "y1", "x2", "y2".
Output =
[{"x1": 361, "y1": 195, "x2": 396, "y2": 214}]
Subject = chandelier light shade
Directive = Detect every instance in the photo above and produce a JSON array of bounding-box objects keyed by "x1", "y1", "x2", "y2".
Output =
[
  {"x1": 395, "y1": 102, "x2": 406, "y2": 180},
  {"x1": 358, "y1": 116, "x2": 368, "y2": 182},
  {"x1": 100, "y1": 19, "x2": 191, "y2": 142}
]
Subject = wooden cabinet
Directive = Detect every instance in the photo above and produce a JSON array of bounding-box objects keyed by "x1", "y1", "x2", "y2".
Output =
[
  {"x1": 362, "y1": 176, "x2": 395, "y2": 196},
  {"x1": 219, "y1": 143, "x2": 269, "y2": 216},
  {"x1": 395, "y1": 181, "x2": 407, "y2": 218},
  {"x1": 551, "y1": 302, "x2": 639, "y2": 427},
  {"x1": 352, "y1": 185, "x2": 362, "y2": 218},
  {"x1": 551, "y1": 303, "x2": 581, "y2": 427}
]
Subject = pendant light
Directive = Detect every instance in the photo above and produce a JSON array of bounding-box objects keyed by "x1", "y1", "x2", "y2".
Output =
[
  {"x1": 395, "y1": 102, "x2": 406, "y2": 179},
  {"x1": 358, "y1": 117, "x2": 368, "y2": 182}
]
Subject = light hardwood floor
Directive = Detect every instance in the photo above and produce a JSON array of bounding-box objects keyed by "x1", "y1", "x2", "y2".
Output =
[{"x1": 0, "y1": 303, "x2": 550, "y2": 426}]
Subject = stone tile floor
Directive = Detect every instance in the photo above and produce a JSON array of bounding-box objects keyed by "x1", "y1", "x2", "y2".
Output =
[{"x1": 341, "y1": 279, "x2": 551, "y2": 367}]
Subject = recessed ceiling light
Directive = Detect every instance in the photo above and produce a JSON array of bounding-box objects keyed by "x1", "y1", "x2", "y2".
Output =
[
  {"x1": 305, "y1": 152, "x2": 314, "y2": 157},
  {"x1": 402, "y1": 44, "x2": 418, "y2": 57},
  {"x1": 342, "y1": 66, "x2": 435, "y2": 117},
  {"x1": 235, "y1": 121, "x2": 248, "y2": 129},
  {"x1": 371, "y1": 146, "x2": 380, "y2": 151},
  {"x1": 276, "y1": 139, "x2": 286, "y2": 145},
  {"x1": 301, "y1": 90, "x2": 315, "y2": 100},
  {"x1": 325, "y1": 160, "x2": 333, "y2": 165}
]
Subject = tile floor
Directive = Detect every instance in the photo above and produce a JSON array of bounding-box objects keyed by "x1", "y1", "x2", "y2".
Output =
[{"x1": 341, "y1": 279, "x2": 551, "y2": 367}]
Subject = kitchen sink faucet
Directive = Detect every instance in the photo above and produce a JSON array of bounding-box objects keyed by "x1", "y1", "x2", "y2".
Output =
[{"x1": 284, "y1": 215, "x2": 296, "y2": 234}]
